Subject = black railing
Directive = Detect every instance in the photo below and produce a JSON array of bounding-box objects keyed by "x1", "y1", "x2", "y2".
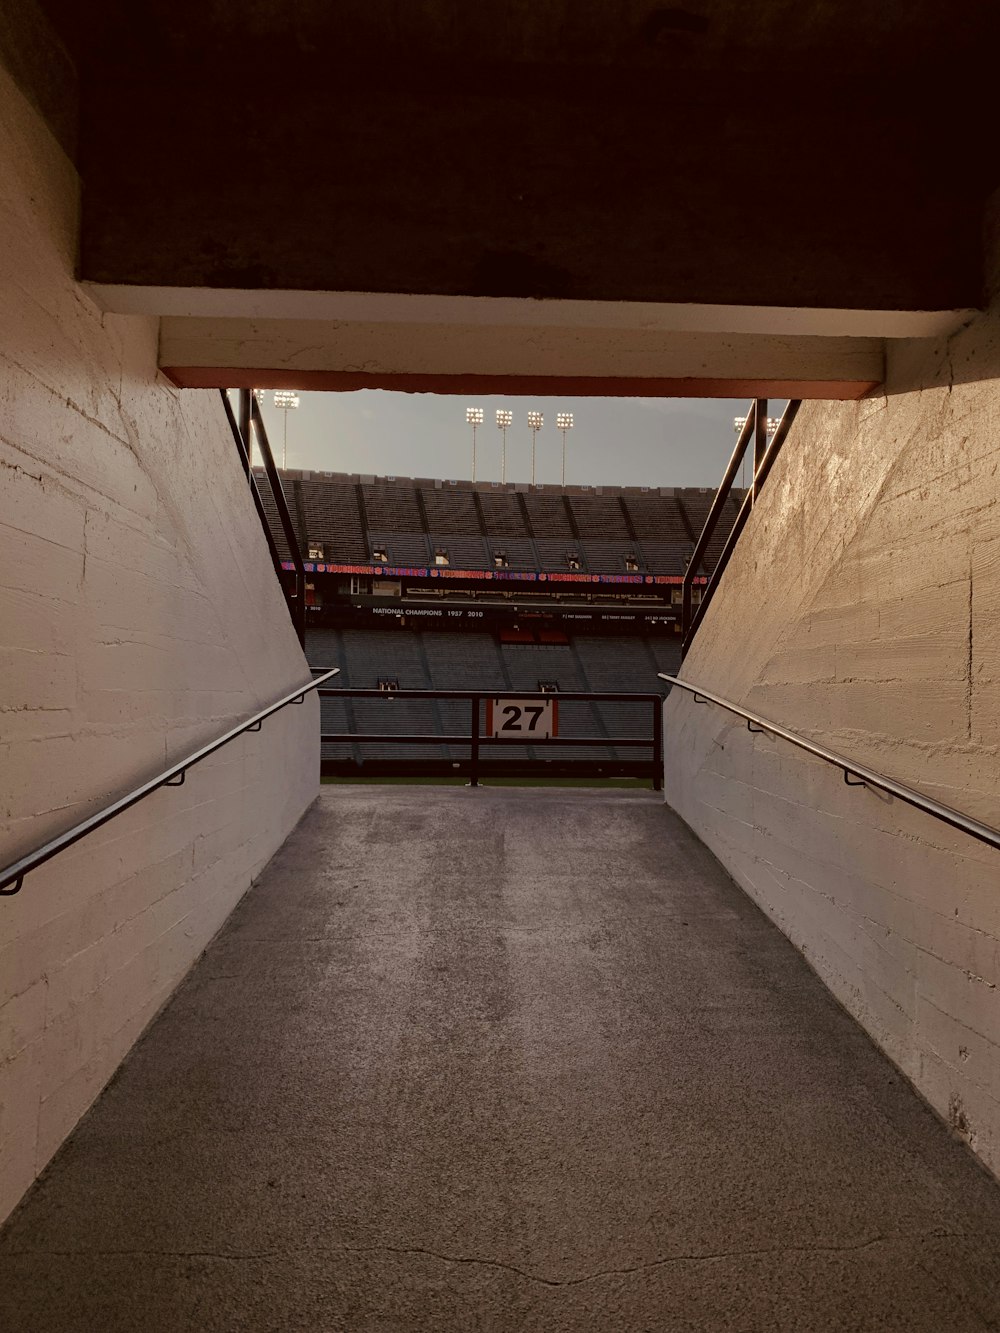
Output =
[
  {"x1": 220, "y1": 389, "x2": 307, "y2": 646},
  {"x1": 318, "y1": 685, "x2": 664, "y2": 790},
  {"x1": 682, "y1": 398, "x2": 800, "y2": 655},
  {"x1": 0, "y1": 669, "x2": 340, "y2": 897},
  {"x1": 661, "y1": 675, "x2": 1000, "y2": 851}
]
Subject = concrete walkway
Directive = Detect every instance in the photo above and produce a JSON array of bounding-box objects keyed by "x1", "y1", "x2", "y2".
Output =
[{"x1": 3, "y1": 786, "x2": 1000, "y2": 1331}]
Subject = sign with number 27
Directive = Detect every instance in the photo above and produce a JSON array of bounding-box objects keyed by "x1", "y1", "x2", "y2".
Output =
[{"x1": 485, "y1": 697, "x2": 559, "y2": 740}]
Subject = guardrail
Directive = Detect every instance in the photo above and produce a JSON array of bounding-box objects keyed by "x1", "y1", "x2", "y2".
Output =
[
  {"x1": 0, "y1": 669, "x2": 340, "y2": 897},
  {"x1": 221, "y1": 389, "x2": 307, "y2": 646},
  {"x1": 682, "y1": 398, "x2": 800, "y2": 655},
  {"x1": 318, "y1": 684, "x2": 664, "y2": 790},
  {"x1": 661, "y1": 675, "x2": 1000, "y2": 851}
]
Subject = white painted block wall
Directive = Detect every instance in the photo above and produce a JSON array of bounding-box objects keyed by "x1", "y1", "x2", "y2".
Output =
[
  {"x1": 0, "y1": 62, "x2": 318, "y2": 1222},
  {"x1": 664, "y1": 250, "x2": 1000, "y2": 1175}
]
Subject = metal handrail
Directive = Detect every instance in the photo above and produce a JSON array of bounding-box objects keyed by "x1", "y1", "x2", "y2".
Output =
[
  {"x1": 250, "y1": 396, "x2": 307, "y2": 646},
  {"x1": 219, "y1": 390, "x2": 286, "y2": 587},
  {"x1": 681, "y1": 398, "x2": 800, "y2": 654},
  {"x1": 220, "y1": 390, "x2": 307, "y2": 646},
  {"x1": 0, "y1": 668, "x2": 340, "y2": 897},
  {"x1": 318, "y1": 685, "x2": 664, "y2": 789},
  {"x1": 318, "y1": 685, "x2": 662, "y2": 703},
  {"x1": 660, "y1": 675, "x2": 1000, "y2": 851}
]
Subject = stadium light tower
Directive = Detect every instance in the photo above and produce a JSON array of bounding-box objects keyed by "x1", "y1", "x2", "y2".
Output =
[
  {"x1": 466, "y1": 406, "x2": 484, "y2": 481},
  {"x1": 273, "y1": 390, "x2": 300, "y2": 468},
  {"x1": 527, "y1": 411, "x2": 544, "y2": 486},
  {"x1": 496, "y1": 409, "x2": 513, "y2": 483},
  {"x1": 556, "y1": 412, "x2": 574, "y2": 487}
]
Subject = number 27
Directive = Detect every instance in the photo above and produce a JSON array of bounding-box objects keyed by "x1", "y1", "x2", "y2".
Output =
[{"x1": 501, "y1": 705, "x2": 544, "y2": 731}]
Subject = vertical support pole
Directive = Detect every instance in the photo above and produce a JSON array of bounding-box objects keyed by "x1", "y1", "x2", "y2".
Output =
[
  {"x1": 470, "y1": 696, "x2": 480, "y2": 787},
  {"x1": 681, "y1": 571, "x2": 692, "y2": 641},
  {"x1": 238, "y1": 389, "x2": 252, "y2": 479},
  {"x1": 652, "y1": 697, "x2": 664, "y2": 793},
  {"x1": 752, "y1": 397, "x2": 768, "y2": 505},
  {"x1": 251, "y1": 398, "x2": 306, "y2": 648}
]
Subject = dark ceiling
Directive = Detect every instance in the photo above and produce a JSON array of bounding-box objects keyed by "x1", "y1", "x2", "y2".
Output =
[{"x1": 27, "y1": 1, "x2": 1000, "y2": 308}]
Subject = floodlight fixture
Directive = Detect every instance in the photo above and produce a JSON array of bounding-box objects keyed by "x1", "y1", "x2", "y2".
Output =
[
  {"x1": 556, "y1": 412, "x2": 574, "y2": 486},
  {"x1": 734, "y1": 413, "x2": 781, "y2": 438},
  {"x1": 496, "y1": 409, "x2": 513, "y2": 483},
  {"x1": 527, "y1": 411, "x2": 544, "y2": 486}
]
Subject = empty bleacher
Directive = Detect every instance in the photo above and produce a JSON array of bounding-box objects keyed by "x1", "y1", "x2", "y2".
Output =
[
  {"x1": 489, "y1": 537, "x2": 537, "y2": 570},
  {"x1": 573, "y1": 635, "x2": 657, "y2": 758},
  {"x1": 307, "y1": 628, "x2": 681, "y2": 773},
  {"x1": 256, "y1": 472, "x2": 758, "y2": 583},
  {"x1": 623, "y1": 492, "x2": 690, "y2": 543},
  {"x1": 477, "y1": 490, "x2": 530, "y2": 540},
  {"x1": 533, "y1": 537, "x2": 585, "y2": 573},
  {"x1": 636, "y1": 541, "x2": 690, "y2": 576},
  {"x1": 580, "y1": 539, "x2": 641, "y2": 573},
  {"x1": 523, "y1": 492, "x2": 574, "y2": 540},
  {"x1": 428, "y1": 535, "x2": 492, "y2": 569},
  {"x1": 362, "y1": 480, "x2": 423, "y2": 534},
  {"x1": 370, "y1": 531, "x2": 431, "y2": 566},
  {"x1": 569, "y1": 494, "x2": 626, "y2": 538},
  {"x1": 419, "y1": 486, "x2": 484, "y2": 536},
  {"x1": 301, "y1": 482, "x2": 366, "y2": 562}
]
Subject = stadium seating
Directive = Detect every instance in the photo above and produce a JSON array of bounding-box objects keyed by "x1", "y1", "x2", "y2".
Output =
[
  {"x1": 421, "y1": 487, "x2": 483, "y2": 536},
  {"x1": 523, "y1": 492, "x2": 574, "y2": 539},
  {"x1": 307, "y1": 628, "x2": 681, "y2": 769},
  {"x1": 301, "y1": 482, "x2": 367, "y2": 562},
  {"x1": 254, "y1": 469, "x2": 746, "y2": 582},
  {"x1": 271, "y1": 469, "x2": 702, "y2": 774},
  {"x1": 568, "y1": 494, "x2": 626, "y2": 538},
  {"x1": 476, "y1": 489, "x2": 529, "y2": 538}
]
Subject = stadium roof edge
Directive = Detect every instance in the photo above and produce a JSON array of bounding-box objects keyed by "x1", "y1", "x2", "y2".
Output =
[{"x1": 254, "y1": 467, "x2": 739, "y2": 499}]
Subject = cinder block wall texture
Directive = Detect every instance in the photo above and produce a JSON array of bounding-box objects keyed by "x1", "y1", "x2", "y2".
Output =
[
  {"x1": 0, "y1": 61, "x2": 318, "y2": 1221},
  {"x1": 665, "y1": 253, "x2": 1000, "y2": 1176}
]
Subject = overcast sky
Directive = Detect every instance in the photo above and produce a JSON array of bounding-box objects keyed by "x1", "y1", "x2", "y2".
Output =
[{"x1": 254, "y1": 391, "x2": 785, "y2": 490}]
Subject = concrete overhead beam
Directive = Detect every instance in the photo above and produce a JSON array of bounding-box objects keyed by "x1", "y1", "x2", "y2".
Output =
[
  {"x1": 85, "y1": 286, "x2": 970, "y2": 341},
  {"x1": 153, "y1": 315, "x2": 882, "y2": 400},
  {"x1": 87, "y1": 286, "x2": 975, "y2": 397}
]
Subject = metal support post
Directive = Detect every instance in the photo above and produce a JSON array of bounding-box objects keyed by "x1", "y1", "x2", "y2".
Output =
[
  {"x1": 470, "y1": 696, "x2": 480, "y2": 787},
  {"x1": 652, "y1": 698, "x2": 664, "y2": 793},
  {"x1": 238, "y1": 389, "x2": 252, "y2": 478},
  {"x1": 251, "y1": 397, "x2": 307, "y2": 647},
  {"x1": 752, "y1": 397, "x2": 768, "y2": 505}
]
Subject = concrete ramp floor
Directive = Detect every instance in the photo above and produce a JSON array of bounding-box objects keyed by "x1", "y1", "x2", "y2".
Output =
[{"x1": 3, "y1": 786, "x2": 1000, "y2": 1330}]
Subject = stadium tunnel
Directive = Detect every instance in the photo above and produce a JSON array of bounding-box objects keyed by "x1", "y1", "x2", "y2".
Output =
[{"x1": 2, "y1": 2, "x2": 1000, "y2": 1325}]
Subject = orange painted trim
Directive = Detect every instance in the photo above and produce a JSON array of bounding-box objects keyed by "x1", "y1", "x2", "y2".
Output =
[{"x1": 163, "y1": 367, "x2": 880, "y2": 400}]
